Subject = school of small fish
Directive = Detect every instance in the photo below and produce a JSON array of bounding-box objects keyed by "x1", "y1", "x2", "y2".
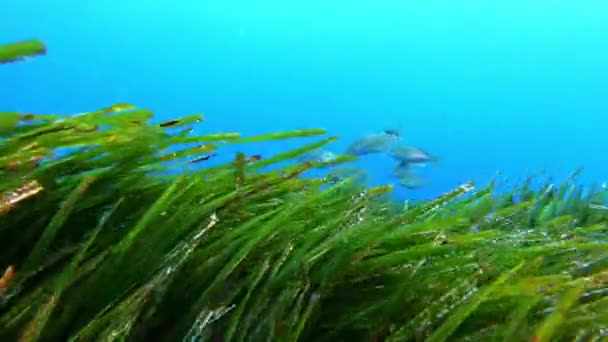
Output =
[
  {"x1": 9, "y1": 109, "x2": 434, "y2": 190},
  {"x1": 300, "y1": 129, "x2": 438, "y2": 189}
]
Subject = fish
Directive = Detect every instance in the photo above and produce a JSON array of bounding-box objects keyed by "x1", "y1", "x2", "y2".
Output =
[
  {"x1": 345, "y1": 129, "x2": 401, "y2": 156},
  {"x1": 298, "y1": 149, "x2": 338, "y2": 165},
  {"x1": 317, "y1": 150, "x2": 337, "y2": 163},
  {"x1": 189, "y1": 153, "x2": 217, "y2": 164},
  {"x1": 324, "y1": 167, "x2": 368, "y2": 184},
  {"x1": 382, "y1": 129, "x2": 400, "y2": 137},
  {"x1": 392, "y1": 165, "x2": 429, "y2": 189},
  {"x1": 159, "y1": 119, "x2": 181, "y2": 127},
  {"x1": 389, "y1": 146, "x2": 438, "y2": 167},
  {"x1": 245, "y1": 154, "x2": 262, "y2": 164}
]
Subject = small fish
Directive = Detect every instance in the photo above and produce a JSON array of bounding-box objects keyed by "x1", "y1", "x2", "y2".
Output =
[
  {"x1": 346, "y1": 129, "x2": 401, "y2": 156},
  {"x1": 589, "y1": 204, "x2": 608, "y2": 211},
  {"x1": 159, "y1": 119, "x2": 181, "y2": 128},
  {"x1": 382, "y1": 129, "x2": 400, "y2": 137},
  {"x1": 245, "y1": 154, "x2": 262, "y2": 164},
  {"x1": 298, "y1": 149, "x2": 337, "y2": 165},
  {"x1": 324, "y1": 167, "x2": 368, "y2": 184},
  {"x1": 392, "y1": 165, "x2": 428, "y2": 189},
  {"x1": 390, "y1": 146, "x2": 438, "y2": 167},
  {"x1": 189, "y1": 153, "x2": 217, "y2": 163},
  {"x1": 318, "y1": 151, "x2": 337, "y2": 163}
]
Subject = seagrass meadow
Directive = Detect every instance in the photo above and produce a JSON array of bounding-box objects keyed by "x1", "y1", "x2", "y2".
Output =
[{"x1": 3, "y1": 39, "x2": 608, "y2": 342}]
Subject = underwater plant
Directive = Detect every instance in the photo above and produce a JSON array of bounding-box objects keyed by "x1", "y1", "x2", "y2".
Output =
[
  {"x1": 3, "y1": 39, "x2": 608, "y2": 342},
  {"x1": 0, "y1": 39, "x2": 46, "y2": 64}
]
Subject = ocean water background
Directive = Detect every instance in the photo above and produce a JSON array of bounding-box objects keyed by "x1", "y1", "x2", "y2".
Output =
[{"x1": 3, "y1": 1, "x2": 607, "y2": 201}]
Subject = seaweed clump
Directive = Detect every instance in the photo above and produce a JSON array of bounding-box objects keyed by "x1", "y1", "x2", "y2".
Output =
[{"x1": 3, "y1": 39, "x2": 608, "y2": 342}]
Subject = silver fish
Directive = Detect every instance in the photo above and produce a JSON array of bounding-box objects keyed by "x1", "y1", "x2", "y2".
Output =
[
  {"x1": 298, "y1": 149, "x2": 338, "y2": 166},
  {"x1": 324, "y1": 167, "x2": 368, "y2": 184},
  {"x1": 392, "y1": 164, "x2": 429, "y2": 189},
  {"x1": 346, "y1": 129, "x2": 401, "y2": 156},
  {"x1": 390, "y1": 146, "x2": 438, "y2": 167}
]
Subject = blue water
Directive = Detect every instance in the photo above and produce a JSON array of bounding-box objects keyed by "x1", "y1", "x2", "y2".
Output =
[{"x1": 3, "y1": 1, "x2": 608, "y2": 201}]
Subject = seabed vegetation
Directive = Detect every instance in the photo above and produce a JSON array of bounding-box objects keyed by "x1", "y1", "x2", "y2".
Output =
[{"x1": 3, "y1": 39, "x2": 608, "y2": 342}]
